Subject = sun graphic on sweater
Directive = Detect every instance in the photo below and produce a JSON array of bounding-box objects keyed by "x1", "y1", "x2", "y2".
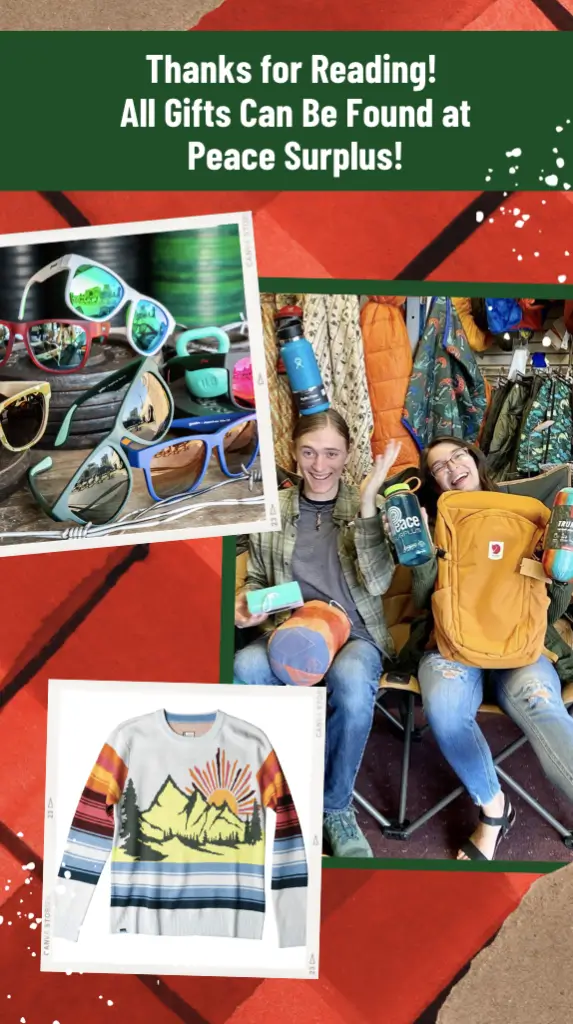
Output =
[{"x1": 187, "y1": 748, "x2": 256, "y2": 819}]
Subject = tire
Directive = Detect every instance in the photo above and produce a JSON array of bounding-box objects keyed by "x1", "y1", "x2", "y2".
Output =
[
  {"x1": 0, "y1": 447, "x2": 31, "y2": 501},
  {"x1": 0, "y1": 245, "x2": 48, "y2": 321}
]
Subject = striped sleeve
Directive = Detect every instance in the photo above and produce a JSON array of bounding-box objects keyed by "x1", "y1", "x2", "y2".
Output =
[
  {"x1": 52, "y1": 729, "x2": 129, "y2": 942},
  {"x1": 257, "y1": 747, "x2": 308, "y2": 948}
]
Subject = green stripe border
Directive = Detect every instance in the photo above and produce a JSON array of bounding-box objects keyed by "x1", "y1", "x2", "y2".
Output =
[
  {"x1": 322, "y1": 857, "x2": 567, "y2": 873},
  {"x1": 219, "y1": 535, "x2": 238, "y2": 685},
  {"x1": 259, "y1": 279, "x2": 573, "y2": 298}
]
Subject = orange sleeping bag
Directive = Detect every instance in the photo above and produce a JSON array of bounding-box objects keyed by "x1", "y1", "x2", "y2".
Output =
[{"x1": 360, "y1": 296, "x2": 420, "y2": 474}]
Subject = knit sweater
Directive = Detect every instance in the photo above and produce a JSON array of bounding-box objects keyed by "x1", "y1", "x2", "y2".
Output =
[{"x1": 52, "y1": 710, "x2": 308, "y2": 947}]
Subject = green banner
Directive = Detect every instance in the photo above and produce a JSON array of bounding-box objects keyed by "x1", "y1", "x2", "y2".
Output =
[{"x1": 5, "y1": 32, "x2": 573, "y2": 190}]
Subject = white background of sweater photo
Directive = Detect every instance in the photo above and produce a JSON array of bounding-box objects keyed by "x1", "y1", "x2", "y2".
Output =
[{"x1": 41, "y1": 680, "x2": 326, "y2": 980}]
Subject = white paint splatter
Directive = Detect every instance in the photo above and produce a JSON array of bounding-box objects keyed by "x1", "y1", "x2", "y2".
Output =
[
  {"x1": 476, "y1": 211, "x2": 484, "y2": 223},
  {"x1": 564, "y1": 183, "x2": 571, "y2": 190},
  {"x1": 509, "y1": 167, "x2": 517, "y2": 174},
  {"x1": 553, "y1": 148, "x2": 559, "y2": 154},
  {"x1": 557, "y1": 158, "x2": 565, "y2": 169},
  {"x1": 566, "y1": 251, "x2": 570, "y2": 256},
  {"x1": 16, "y1": 832, "x2": 23, "y2": 838},
  {"x1": 557, "y1": 126, "x2": 564, "y2": 132},
  {"x1": 515, "y1": 220, "x2": 524, "y2": 228},
  {"x1": 517, "y1": 255, "x2": 523, "y2": 261},
  {"x1": 64, "y1": 870, "x2": 71, "y2": 879},
  {"x1": 523, "y1": 214, "x2": 530, "y2": 221},
  {"x1": 559, "y1": 275, "x2": 567, "y2": 283},
  {"x1": 24, "y1": 878, "x2": 31, "y2": 886},
  {"x1": 489, "y1": 217, "x2": 495, "y2": 224},
  {"x1": 545, "y1": 174, "x2": 559, "y2": 186},
  {"x1": 506, "y1": 148, "x2": 522, "y2": 157},
  {"x1": 107, "y1": 1000, "x2": 114, "y2": 1007},
  {"x1": 513, "y1": 207, "x2": 521, "y2": 215},
  {"x1": 534, "y1": 252, "x2": 540, "y2": 257},
  {"x1": 485, "y1": 175, "x2": 491, "y2": 182}
]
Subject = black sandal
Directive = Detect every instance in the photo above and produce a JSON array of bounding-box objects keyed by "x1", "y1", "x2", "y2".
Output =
[{"x1": 458, "y1": 794, "x2": 516, "y2": 862}]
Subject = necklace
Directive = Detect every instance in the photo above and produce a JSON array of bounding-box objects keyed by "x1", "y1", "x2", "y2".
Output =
[{"x1": 302, "y1": 495, "x2": 335, "y2": 532}]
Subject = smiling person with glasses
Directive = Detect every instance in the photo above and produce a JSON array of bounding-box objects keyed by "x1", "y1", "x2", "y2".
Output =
[
  {"x1": 401, "y1": 435, "x2": 573, "y2": 861},
  {"x1": 234, "y1": 410, "x2": 400, "y2": 859}
]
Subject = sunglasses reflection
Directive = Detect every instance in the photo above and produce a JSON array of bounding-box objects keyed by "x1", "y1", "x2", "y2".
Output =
[
  {"x1": 70, "y1": 265, "x2": 124, "y2": 319},
  {"x1": 30, "y1": 323, "x2": 88, "y2": 369},
  {"x1": 69, "y1": 446, "x2": 129, "y2": 524}
]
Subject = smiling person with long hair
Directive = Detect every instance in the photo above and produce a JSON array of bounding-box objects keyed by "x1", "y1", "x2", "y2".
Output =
[
  {"x1": 402, "y1": 435, "x2": 573, "y2": 861},
  {"x1": 234, "y1": 410, "x2": 400, "y2": 858}
]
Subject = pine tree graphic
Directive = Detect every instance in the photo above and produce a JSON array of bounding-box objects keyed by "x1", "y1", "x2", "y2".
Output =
[
  {"x1": 249, "y1": 799, "x2": 262, "y2": 845},
  {"x1": 119, "y1": 778, "x2": 142, "y2": 858}
]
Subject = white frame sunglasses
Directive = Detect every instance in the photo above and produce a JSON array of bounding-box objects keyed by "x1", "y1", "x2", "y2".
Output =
[{"x1": 18, "y1": 253, "x2": 175, "y2": 358}]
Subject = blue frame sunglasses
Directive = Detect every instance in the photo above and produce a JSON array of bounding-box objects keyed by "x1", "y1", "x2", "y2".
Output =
[{"x1": 122, "y1": 412, "x2": 259, "y2": 502}]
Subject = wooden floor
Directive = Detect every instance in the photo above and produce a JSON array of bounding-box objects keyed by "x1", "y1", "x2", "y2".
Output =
[{"x1": 0, "y1": 447, "x2": 265, "y2": 546}]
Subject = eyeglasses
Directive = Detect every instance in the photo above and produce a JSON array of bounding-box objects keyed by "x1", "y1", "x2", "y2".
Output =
[
  {"x1": 27, "y1": 358, "x2": 173, "y2": 525},
  {"x1": 430, "y1": 448, "x2": 469, "y2": 479},
  {"x1": 19, "y1": 254, "x2": 175, "y2": 358},
  {"x1": 0, "y1": 318, "x2": 111, "y2": 374},
  {"x1": 0, "y1": 381, "x2": 51, "y2": 451},
  {"x1": 123, "y1": 412, "x2": 259, "y2": 501}
]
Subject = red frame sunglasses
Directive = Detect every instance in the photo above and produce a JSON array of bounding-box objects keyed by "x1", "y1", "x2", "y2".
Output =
[{"x1": 0, "y1": 318, "x2": 111, "y2": 374}]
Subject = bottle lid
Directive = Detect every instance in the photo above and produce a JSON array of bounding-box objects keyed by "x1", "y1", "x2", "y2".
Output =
[
  {"x1": 275, "y1": 305, "x2": 303, "y2": 319},
  {"x1": 384, "y1": 483, "x2": 411, "y2": 497}
]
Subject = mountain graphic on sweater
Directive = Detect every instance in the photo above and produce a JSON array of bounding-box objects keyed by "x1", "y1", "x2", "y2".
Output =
[{"x1": 140, "y1": 776, "x2": 246, "y2": 845}]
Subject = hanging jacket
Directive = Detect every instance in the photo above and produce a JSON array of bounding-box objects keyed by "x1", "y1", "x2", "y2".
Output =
[
  {"x1": 487, "y1": 378, "x2": 533, "y2": 481},
  {"x1": 452, "y1": 297, "x2": 494, "y2": 353},
  {"x1": 360, "y1": 296, "x2": 420, "y2": 473},
  {"x1": 402, "y1": 297, "x2": 488, "y2": 449},
  {"x1": 515, "y1": 375, "x2": 573, "y2": 476}
]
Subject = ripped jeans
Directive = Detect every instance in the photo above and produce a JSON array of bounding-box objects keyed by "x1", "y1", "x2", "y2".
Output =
[{"x1": 418, "y1": 653, "x2": 573, "y2": 807}]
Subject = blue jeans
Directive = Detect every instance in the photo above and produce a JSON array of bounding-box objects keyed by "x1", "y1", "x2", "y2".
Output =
[
  {"x1": 418, "y1": 652, "x2": 573, "y2": 806},
  {"x1": 234, "y1": 635, "x2": 382, "y2": 814}
]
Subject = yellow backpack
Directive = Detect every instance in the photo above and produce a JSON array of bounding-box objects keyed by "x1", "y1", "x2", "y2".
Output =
[{"x1": 432, "y1": 491, "x2": 551, "y2": 669}]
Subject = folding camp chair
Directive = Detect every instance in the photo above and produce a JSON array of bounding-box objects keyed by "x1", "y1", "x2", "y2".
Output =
[{"x1": 353, "y1": 673, "x2": 573, "y2": 848}]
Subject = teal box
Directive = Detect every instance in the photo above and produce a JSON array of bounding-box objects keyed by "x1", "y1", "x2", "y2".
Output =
[{"x1": 247, "y1": 582, "x2": 304, "y2": 615}]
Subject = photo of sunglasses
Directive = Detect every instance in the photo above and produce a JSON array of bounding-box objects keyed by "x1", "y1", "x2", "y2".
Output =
[
  {"x1": 0, "y1": 381, "x2": 51, "y2": 452},
  {"x1": 0, "y1": 319, "x2": 112, "y2": 374},
  {"x1": 27, "y1": 358, "x2": 173, "y2": 525},
  {"x1": 19, "y1": 254, "x2": 175, "y2": 358},
  {"x1": 123, "y1": 412, "x2": 259, "y2": 501}
]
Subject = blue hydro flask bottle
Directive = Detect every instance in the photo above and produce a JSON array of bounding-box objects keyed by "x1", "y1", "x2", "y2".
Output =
[
  {"x1": 275, "y1": 308, "x2": 330, "y2": 415},
  {"x1": 383, "y1": 483, "x2": 433, "y2": 567}
]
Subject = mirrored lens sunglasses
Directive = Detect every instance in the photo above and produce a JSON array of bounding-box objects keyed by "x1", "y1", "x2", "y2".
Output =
[
  {"x1": 26, "y1": 357, "x2": 174, "y2": 525},
  {"x1": 0, "y1": 319, "x2": 111, "y2": 374},
  {"x1": 19, "y1": 253, "x2": 175, "y2": 358}
]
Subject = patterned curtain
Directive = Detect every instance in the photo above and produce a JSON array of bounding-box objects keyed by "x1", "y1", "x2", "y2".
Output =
[
  {"x1": 260, "y1": 292, "x2": 299, "y2": 472},
  {"x1": 300, "y1": 294, "x2": 374, "y2": 485}
]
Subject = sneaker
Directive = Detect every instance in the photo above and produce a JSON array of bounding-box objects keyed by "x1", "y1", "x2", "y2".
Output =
[{"x1": 323, "y1": 809, "x2": 373, "y2": 858}]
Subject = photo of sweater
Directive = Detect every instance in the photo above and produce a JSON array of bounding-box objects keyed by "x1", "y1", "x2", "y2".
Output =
[{"x1": 52, "y1": 709, "x2": 308, "y2": 948}]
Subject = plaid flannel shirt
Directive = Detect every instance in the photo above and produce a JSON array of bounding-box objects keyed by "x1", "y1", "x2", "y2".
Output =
[{"x1": 243, "y1": 483, "x2": 396, "y2": 655}]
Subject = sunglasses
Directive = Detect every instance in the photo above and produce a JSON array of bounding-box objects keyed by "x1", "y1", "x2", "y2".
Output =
[
  {"x1": 0, "y1": 381, "x2": 51, "y2": 452},
  {"x1": 123, "y1": 412, "x2": 259, "y2": 502},
  {"x1": 19, "y1": 254, "x2": 175, "y2": 358},
  {"x1": 27, "y1": 358, "x2": 173, "y2": 526},
  {"x1": 0, "y1": 318, "x2": 111, "y2": 374}
]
